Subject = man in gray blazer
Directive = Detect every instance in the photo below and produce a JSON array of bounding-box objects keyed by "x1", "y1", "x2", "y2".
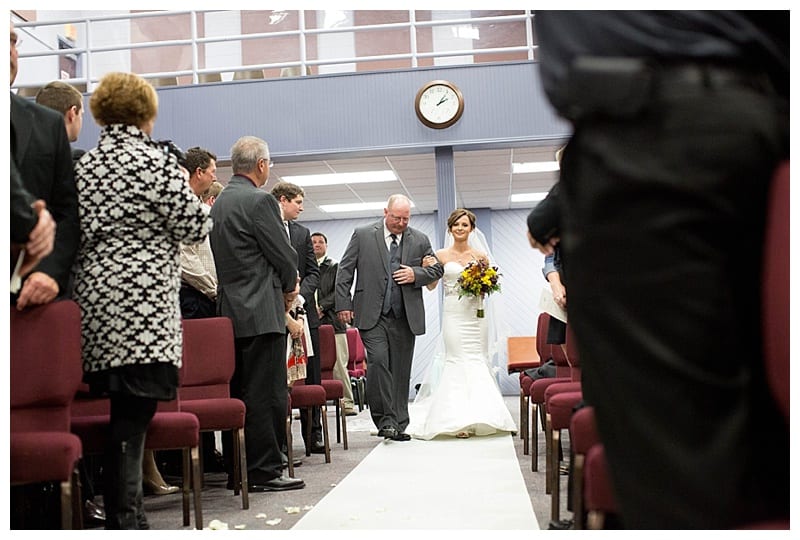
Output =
[
  {"x1": 209, "y1": 136, "x2": 304, "y2": 492},
  {"x1": 336, "y1": 194, "x2": 443, "y2": 440}
]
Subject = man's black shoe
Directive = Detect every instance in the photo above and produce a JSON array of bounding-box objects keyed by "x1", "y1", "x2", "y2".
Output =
[
  {"x1": 249, "y1": 476, "x2": 305, "y2": 492},
  {"x1": 547, "y1": 519, "x2": 574, "y2": 530},
  {"x1": 378, "y1": 427, "x2": 411, "y2": 441},
  {"x1": 309, "y1": 442, "x2": 327, "y2": 454}
]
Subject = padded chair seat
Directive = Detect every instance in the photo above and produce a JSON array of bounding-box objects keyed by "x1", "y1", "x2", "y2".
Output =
[
  {"x1": 290, "y1": 384, "x2": 326, "y2": 407},
  {"x1": 71, "y1": 412, "x2": 200, "y2": 452},
  {"x1": 10, "y1": 432, "x2": 82, "y2": 484},
  {"x1": 180, "y1": 399, "x2": 245, "y2": 431},
  {"x1": 529, "y1": 376, "x2": 572, "y2": 402},
  {"x1": 547, "y1": 390, "x2": 584, "y2": 429},
  {"x1": 320, "y1": 379, "x2": 344, "y2": 399}
]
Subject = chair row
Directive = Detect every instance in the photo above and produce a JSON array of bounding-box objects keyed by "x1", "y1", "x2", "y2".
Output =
[{"x1": 11, "y1": 311, "x2": 351, "y2": 529}]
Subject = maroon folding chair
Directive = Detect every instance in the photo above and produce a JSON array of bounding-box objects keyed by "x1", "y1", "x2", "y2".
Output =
[{"x1": 11, "y1": 300, "x2": 84, "y2": 529}]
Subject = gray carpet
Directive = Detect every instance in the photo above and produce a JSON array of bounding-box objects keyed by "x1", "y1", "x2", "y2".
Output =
[{"x1": 133, "y1": 396, "x2": 565, "y2": 530}]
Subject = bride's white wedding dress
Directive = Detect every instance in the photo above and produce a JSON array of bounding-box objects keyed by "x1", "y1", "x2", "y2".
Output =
[{"x1": 406, "y1": 261, "x2": 517, "y2": 440}]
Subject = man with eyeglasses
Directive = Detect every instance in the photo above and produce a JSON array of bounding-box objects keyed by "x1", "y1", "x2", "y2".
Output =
[
  {"x1": 209, "y1": 135, "x2": 305, "y2": 492},
  {"x1": 336, "y1": 194, "x2": 442, "y2": 441}
]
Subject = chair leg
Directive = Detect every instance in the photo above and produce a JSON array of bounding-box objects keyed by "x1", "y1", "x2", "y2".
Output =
[
  {"x1": 182, "y1": 446, "x2": 203, "y2": 530},
  {"x1": 532, "y1": 402, "x2": 539, "y2": 472},
  {"x1": 303, "y1": 408, "x2": 313, "y2": 457},
  {"x1": 321, "y1": 404, "x2": 331, "y2": 463},
  {"x1": 334, "y1": 400, "x2": 341, "y2": 443},
  {"x1": 61, "y1": 477, "x2": 74, "y2": 529},
  {"x1": 71, "y1": 467, "x2": 82, "y2": 530},
  {"x1": 587, "y1": 511, "x2": 605, "y2": 530},
  {"x1": 339, "y1": 397, "x2": 348, "y2": 450},
  {"x1": 550, "y1": 425, "x2": 561, "y2": 522},
  {"x1": 521, "y1": 391, "x2": 530, "y2": 455},
  {"x1": 285, "y1": 412, "x2": 295, "y2": 478},
  {"x1": 573, "y1": 453, "x2": 585, "y2": 530},
  {"x1": 235, "y1": 428, "x2": 249, "y2": 510},
  {"x1": 544, "y1": 413, "x2": 552, "y2": 494},
  {"x1": 181, "y1": 448, "x2": 191, "y2": 527}
]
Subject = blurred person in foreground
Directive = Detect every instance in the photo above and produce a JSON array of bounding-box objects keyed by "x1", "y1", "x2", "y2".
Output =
[
  {"x1": 10, "y1": 21, "x2": 78, "y2": 310},
  {"x1": 531, "y1": 12, "x2": 789, "y2": 528},
  {"x1": 73, "y1": 71, "x2": 211, "y2": 528}
]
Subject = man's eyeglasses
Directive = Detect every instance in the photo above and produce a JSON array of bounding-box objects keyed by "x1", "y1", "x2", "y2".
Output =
[
  {"x1": 260, "y1": 158, "x2": 274, "y2": 168},
  {"x1": 388, "y1": 213, "x2": 409, "y2": 223}
]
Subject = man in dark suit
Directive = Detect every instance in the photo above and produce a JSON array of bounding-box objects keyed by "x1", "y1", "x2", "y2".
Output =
[
  {"x1": 10, "y1": 22, "x2": 79, "y2": 310},
  {"x1": 271, "y1": 181, "x2": 325, "y2": 454},
  {"x1": 312, "y1": 232, "x2": 356, "y2": 414},
  {"x1": 209, "y1": 136, "x2": 304, "y2": 492},
  {"x1": 335, "y1": 194, "x2": 443, "y2": 440}
]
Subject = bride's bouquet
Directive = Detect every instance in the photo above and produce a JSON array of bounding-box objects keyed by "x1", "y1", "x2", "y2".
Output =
[{"x1": 457, "y1": 260, "x2": 501, "y2": 318}]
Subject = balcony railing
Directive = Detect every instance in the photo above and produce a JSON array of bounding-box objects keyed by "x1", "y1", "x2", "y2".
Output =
[{"x1": 12, "y1": 9, "x2": 538, "y2": 94}]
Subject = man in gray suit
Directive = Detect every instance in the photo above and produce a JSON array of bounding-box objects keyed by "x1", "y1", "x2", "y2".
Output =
[
  {"x1": 336, "y1": 194, "x2": 443, "y2": 440},
  {"x1": 209, "y1": 136, "x2": 304, "y2": 492}
]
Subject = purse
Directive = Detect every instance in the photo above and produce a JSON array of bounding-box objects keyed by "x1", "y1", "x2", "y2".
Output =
[{"x1": 287, "y1": 336, "x2": 307, "y2": 385}]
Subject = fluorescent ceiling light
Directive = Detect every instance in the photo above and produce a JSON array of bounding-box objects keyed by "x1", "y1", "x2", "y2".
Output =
[
  {"x1": 512, "y1": 161, "x2": 560, "y2": 174},
  {"x1": 320, "y1": 200, "x2": 416, "y2": 213},
  {"x1": 282, "y1": 170, "x2": 397, "y2": 187},
  {"x1": 511, "y1": 192, "x2": 548, "y2": 203}
]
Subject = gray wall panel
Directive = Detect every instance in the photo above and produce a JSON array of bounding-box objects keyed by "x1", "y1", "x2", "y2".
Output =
[{"x1": 76, "y1": 62, "x2": 570, "y2": 160}]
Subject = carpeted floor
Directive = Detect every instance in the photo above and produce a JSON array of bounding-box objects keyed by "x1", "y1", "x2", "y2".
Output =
[{"x1": 128, "y1": 395, "x2": 565, "y2": 530}]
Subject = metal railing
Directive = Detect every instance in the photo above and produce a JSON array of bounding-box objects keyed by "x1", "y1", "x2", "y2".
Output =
[{"x1": 12, "y1": 10, "x2": 537, "y2": 93}]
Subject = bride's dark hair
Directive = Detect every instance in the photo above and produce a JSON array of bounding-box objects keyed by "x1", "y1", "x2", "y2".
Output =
[{"x1": 447, "y1": 208, "x2": 476, "y2": 230}]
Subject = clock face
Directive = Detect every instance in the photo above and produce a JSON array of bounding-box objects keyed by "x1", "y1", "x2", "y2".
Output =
[{"x1": 415, "y1": 81, "x2": 464, "y2": 129}]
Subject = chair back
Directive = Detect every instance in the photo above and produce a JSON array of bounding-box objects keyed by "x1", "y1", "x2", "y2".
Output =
[
  {"x1": 763, "y1": 161, "x2": 789, "y2": 419},
  {"x1": 10, "y1": 300, "x2": 83, "y2": 432},
  {"x1": 180, "y1": 317, "x2": 236, "y2": 400},
  {"x1": 565, "y1": 325, "x2": 581, "y2": 381},
  {"x1": 346, "y1": 327, "x2": 367, "y2": 372},
  {"x1": 535, "y1": 312, "x2": 551, "y2": 360},
  {"x1": 318, "y1": 324, "x2": 338, "y2": 379}
]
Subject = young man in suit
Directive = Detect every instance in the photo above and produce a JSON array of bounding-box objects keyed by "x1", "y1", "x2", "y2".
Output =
[
  {"x1": 335, "y1": 194, "x2": 443, "y2": 440},
  {"x1": 312, "y1": 232, "x2": 356, "y2": 415},
  {"x1": 209, "y1": 136, "x2": 304, "y2": 492},
  {"x1": 10, "y1": 22, "x2": 79, "y2": 310},
  {"x1": 271, "y1": 181, "x2": 326, "y2": 454}
]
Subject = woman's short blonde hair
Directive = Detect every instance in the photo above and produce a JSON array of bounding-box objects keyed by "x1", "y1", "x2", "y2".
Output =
[{"x1": 89, "y1": 72, "x2": 158, "y2": 127}]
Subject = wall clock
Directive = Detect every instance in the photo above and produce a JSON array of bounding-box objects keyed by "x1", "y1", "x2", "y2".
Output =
[{"x1": 414, "y1": 80, "x2": 464, "y2": 129}]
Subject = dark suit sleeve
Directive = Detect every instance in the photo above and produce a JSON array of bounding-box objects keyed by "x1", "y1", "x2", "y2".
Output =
[
  {"x1": 11, "y1": 156, "x2": 38, "y2": 244},
  {"x1": 253, "y1": 194, "x2": 298, "y2": 292},
  {"x1": 31, "y1": 108, "x2": 79, "y2": 294},
  {"x1": 527, "y1": 181, "x2": 561, "y2": 244},
  {"x1": 295, "y1": 225, "x2": 320, "y2": 326},
  {"x1": 335, "y1": 229, "x2": 360, "y2": 312},
  {"x1": 317, "y1": 260, "x2": 337, "y2": 312}
]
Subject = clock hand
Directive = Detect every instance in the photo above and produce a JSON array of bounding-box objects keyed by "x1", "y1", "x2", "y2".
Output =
[{"x1": 436, "y1": 96, "x2": 448, "y2": 106}]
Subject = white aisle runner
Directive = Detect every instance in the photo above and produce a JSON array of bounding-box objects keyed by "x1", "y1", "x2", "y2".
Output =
[{"x1": 293, "y1": 432, "x2": 539, "y2": 530}]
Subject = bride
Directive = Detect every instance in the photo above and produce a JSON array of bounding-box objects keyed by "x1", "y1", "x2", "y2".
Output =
[{"x1": 406, "y1": 208, "x2": 517, "y2": 440}]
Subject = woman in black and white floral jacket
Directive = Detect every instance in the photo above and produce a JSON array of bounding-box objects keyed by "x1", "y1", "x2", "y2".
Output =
[{"x1": 73, "y1": 71, "x2": 211, "y2": 529}]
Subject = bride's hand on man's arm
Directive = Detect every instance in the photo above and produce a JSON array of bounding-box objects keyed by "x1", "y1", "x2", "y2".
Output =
[{"x1": 422, "y1": 255, "x2": 440, "y2": 290}]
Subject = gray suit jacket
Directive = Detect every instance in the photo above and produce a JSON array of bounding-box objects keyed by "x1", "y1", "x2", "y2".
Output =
[
  {"x1": 335, "y1": 220, "x2": 442, "y2": 335},
  {"x1": 209, "y1": 175, "x2": 298, "y2": 338}
]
